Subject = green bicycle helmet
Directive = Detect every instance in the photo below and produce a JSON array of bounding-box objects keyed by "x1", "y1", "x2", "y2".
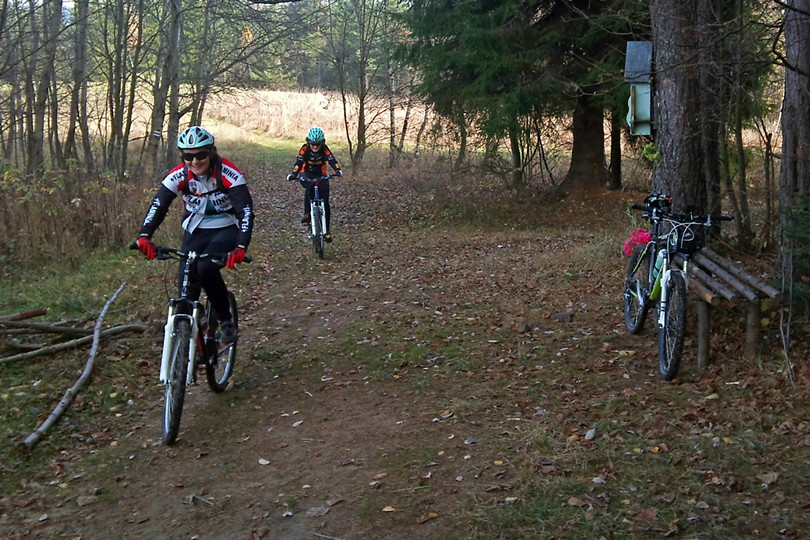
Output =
[
  {"x1": 306, "y1": 127, "x2": 325, "y2": 144},
  {"x1": 178, "y1": 126, "x2": 215, "y2": 149}
]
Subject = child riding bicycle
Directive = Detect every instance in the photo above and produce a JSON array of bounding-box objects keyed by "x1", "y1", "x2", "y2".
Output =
[
  {"x1": 286, "y1": 127, "x2": 343, "y2": 243},
  {"x1": 135, "y1": 126, "x2": 254, "y2": 343}
]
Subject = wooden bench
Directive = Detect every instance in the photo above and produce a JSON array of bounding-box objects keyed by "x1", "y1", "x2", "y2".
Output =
[{"x1": 672, "y1": 248, "x2": 782, "y2": 370}]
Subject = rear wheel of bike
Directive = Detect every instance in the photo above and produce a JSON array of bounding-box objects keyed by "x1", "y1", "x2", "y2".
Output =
[
  {"x1": 163, "y1": 318, "x2": 190, "y2": 445},
  {"x1": 312, "y1": 206, "x2": 324, "y2": 259},
  {"x1": 658, "y1": 271, "x2": 687, "y2": 380},
  {"x1": 624, "y1": 245, "x2": 652, "y2": 334},
  {"x1": 206, "y1": 292, "x2": 238, "y2": 393}
]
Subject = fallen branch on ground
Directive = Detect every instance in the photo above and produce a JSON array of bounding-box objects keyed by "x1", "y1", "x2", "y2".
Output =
[
  {"x1": 0, "y1": 320, "x2": 94, "y2": 335},
  {"x1": 22, "y1": 283, "x2": 129, "y2": 451},
  {"x1": 3, "y1": 339, "x2": 45, "y2": 351},
  {"x1": 0, "y1": 323, "x2": 145, "y2": 365},
  {"x1": 0, "y1": 309, "x2": 47, "y2": 321}
]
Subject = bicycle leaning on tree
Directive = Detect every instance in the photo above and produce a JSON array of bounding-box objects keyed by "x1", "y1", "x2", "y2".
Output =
[
  {"x1": 131, "y1": 243, "x2": 251, "y2": 444},
  {"x1": 622, "y1": 193, "x2": 732, "y2": 380}
]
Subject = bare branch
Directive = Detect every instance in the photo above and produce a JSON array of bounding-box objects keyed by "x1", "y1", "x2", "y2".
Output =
[
  {"x1": 0, "y1": 309, "x2": 48, "y2": 321},
  {"x1": 0, "y1": 323, "x2": 146, "y2": 365},
  {"x1": 22, "y1": 283, "x2": 129, "y2": 450},
  {"x1": 0, "y1": 320, "x2": 94, "y2": 336}
]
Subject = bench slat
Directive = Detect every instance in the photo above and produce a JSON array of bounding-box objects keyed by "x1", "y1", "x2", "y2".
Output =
[
  {"x1": 686, "y1": 275, "x2": 721, "y2": 306},
  {"x1": 692, "y1": 252, "x2": 759, "y2": 302},
  {"x1": 674, "y1": 255, "x2": 738, "y2": 301},
  {"x1": 701, "y1": 248, "x2": 783, "y2": 301}
]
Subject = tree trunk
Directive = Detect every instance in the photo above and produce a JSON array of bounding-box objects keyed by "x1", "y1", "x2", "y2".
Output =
[
  {"x1": 608, "y1": 109, "x2": 622, "y2": 190},
  {"x1": 65, "y1": 0, "x2": 94, "y2": 170},
  {"x1": 164, "y1": 0, "x2": 182, "y2": 170},
  {"x1": 697, "y1": 0, "x2": 721, "y2": 217},
  {"x1": 509, "y1": 125, "x2": 524, "y2": 191},
  {"x1": 453, "y1": 112, "x2": 467, "y2": 171},
  {"x1": 651, "y1": 0, "x2": 704, "y2": 212},
  {"x1": 388, "y1": 62, "x2": 396, "y2": 169},
  {"x1": 559, "y1": 92, "x2": 608, "y2": 191},
  {"x1": 26, "y1": 0, "x2": 63, "y2": 177},
  {"x1": 779, "y1": 0, "x2": 810, "y2": 283}
]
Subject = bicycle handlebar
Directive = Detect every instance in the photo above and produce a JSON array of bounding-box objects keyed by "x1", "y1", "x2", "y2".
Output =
[
  {"x1": 290, "y1": 173, "x2": 340, "y2": 183},
  {"x1": 629, "y1": 204, "x2": 733, "y2": 225},
  {"x1": 129, "y1": 242, "x2": 253, "y2": 264}
]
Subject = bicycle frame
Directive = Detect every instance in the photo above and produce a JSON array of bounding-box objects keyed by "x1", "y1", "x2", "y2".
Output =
[
  {"x1": 638, "y1": 209, "x2": 726, "y2": 331},
  {"x1": 159, "y1": 250, "x2": 205, "y2": 385},
  {"x1": 131, "y1": 241, "x2": 247, "y2": 443},
  {"x1": 628, "y1": 202, "x2": 698, "y2": 329},
  {"x1": 625, "y1": 193, "x2": 732, "y2": 380}
]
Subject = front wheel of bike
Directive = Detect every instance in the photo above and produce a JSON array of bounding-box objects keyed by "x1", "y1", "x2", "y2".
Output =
[
  {"x1": 163, "y1": 318, "x2": 190, "y2": 445},
  {"x1": 206, "y1": 292, "x2": 238, "y2": 393},
  {"x1": 658, "y1": 271, "x2": 687, "y2": 380},
  {"x1": 624, "y1": 245, "x2": 652, "y2": 334},
  {"x1": 312, "y1": 207, "x2": 325, "y2": 259}
]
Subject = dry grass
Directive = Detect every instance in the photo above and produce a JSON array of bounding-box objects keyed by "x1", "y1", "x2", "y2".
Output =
[{"x1": 206, "y1": 88, "x2": 429, "y2": 148}]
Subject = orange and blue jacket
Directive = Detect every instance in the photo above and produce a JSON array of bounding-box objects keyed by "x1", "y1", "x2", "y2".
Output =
[{"x1": 292, "y1": 143, "x2": 342, "y2": 176}]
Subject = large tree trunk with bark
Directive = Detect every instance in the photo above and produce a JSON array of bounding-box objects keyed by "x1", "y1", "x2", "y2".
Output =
[
  {"x1": 559, "y1": 92, "x2": 608, "y2": 191},
  {"x1": 697, "y1": 0, "x2": 722, "y2": 217},
  {"x1": 650, "y1": 0, "x2": 705, "y2": 212},
  {"x1": 779, "y1": 0, "x2": 810, "y2": 283}
]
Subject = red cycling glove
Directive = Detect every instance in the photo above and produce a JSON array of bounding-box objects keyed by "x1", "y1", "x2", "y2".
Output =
[
  {"x1": 226, "y1": 247, "x2": 246, "y2": 269},
  {"x1": 137, "y1": 237, "x2": 156, "y2": 260}
]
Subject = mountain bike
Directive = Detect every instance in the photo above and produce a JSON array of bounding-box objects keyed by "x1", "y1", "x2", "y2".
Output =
[
  {"x1": 623, "y1": 193, "x2": 732, "y2": 380},
  {"x1": 131, "y1": 244, "x2": 250, "y2": 444},
  {"x1": 290, "y1": 174, "x2": 337, "y2": 259}
]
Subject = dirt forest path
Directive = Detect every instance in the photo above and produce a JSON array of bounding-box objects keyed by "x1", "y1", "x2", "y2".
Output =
[{"x1": 3, "y1": 166, "x2": 808, "y2": 539}]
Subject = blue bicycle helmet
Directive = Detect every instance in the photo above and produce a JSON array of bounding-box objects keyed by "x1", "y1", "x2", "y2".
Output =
[
  {"x1": 306, "y1": 127, "x2": 325, "y2": 144},
  {"x1": 178, "y1": 126, "x2": 215, "y2": 149}
]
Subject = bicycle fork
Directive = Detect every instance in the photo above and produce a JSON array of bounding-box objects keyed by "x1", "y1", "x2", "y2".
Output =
[
  {"x1": 310, "y1": 185, "x2": 327, "y2": 237},
  {"x1": 159, "y1": 303, "x2": 200, "y2": 384},
  {"x1": 657, "y1": 259, "x2": 689, "y2": 328},
  {"x1": 657, "y1": 261, "x2": 671, "y2": 328}
]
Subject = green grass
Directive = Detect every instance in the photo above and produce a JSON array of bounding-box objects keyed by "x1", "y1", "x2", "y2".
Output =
[{"x1": 0, "y1": 246, "x2": 156, "y2": 494}]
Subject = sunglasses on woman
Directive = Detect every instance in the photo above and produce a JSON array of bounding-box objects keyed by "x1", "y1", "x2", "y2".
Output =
[{"x1": 182, "y1": 150, "x2": 211, "y2": 162}]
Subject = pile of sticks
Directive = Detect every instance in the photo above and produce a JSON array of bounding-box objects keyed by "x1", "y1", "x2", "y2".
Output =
[
  {"x1": 0, "y1": 308, "x2": 145, "y2": 365},
  {"x1": 1, "y1": 283, "x2": 147, "y2": 449}
]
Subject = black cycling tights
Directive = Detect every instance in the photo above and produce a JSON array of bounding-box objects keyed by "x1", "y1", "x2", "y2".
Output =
[{"x1": 178, "y1": 225, "x2": 239, "y2": 322}]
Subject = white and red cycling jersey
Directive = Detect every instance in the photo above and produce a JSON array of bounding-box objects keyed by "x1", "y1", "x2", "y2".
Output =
[{"x1": 138, "y1": 156, "x2": 253, "y2": 250}]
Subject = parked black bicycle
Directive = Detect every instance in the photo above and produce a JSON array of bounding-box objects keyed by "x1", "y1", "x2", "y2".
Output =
[
  {"x1": 131, "y1": 243, "x2": 250, "y2": 444},
  {"x1": 623, "y1": 193, "x2": 732, "y2": 380}
]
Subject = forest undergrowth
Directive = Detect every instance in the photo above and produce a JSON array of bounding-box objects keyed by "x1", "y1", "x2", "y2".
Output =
[{"x1": 1, "y1": 150, "x2": 808, "y2": 539}]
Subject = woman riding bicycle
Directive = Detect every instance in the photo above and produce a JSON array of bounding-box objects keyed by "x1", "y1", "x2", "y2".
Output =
[
  {"x1": 286, "y1": 127, "x2": 343, "y2": 243},
  {"x1": 135, "y1": 126, "x2": 254, "y2": 343}
]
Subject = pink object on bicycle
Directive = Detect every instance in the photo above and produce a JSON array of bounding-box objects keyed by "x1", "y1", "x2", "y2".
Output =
[{"x1": 622, "y1": 228, "x2": 651, "y2": 256}]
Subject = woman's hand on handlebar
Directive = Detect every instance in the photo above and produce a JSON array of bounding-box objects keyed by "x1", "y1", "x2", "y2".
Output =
[
  {"x1": 226, "y1": 248, "x2": 246, "y2": 269},
  {"x1": 136, "y1": 237, "x2": 156, "y2": 260}
]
